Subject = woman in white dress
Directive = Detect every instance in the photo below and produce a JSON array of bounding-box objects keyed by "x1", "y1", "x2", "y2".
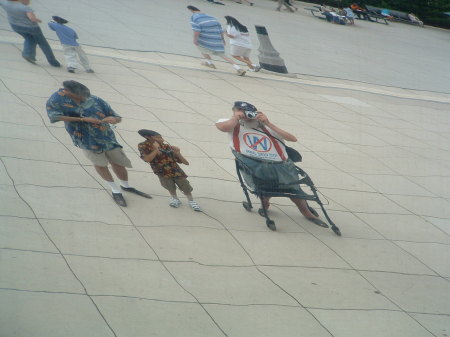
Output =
[{"x1": 224, "y1": 16, "x2": 261, "y2": 72}]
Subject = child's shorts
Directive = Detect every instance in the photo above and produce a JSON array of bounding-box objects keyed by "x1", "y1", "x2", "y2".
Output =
[{"x1": 158, "y1": 176, "x2": 193, "y2": 194}]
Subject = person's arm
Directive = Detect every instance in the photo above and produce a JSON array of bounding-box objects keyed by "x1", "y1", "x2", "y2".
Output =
[
  {"x1": 98, "y1": 98, "x2": 122, "y2": 124},
  {"x1": 216, "y1": 116, "x2": 240, "y2": 132},
  {"x1": 193, "y1": 31, "x2": 200, "y2": 45},
  {"x1": 26, "y1": 11, "x2": 41, "y2": 23},
  {"x1": 140, "y1": 142, "x2": 160, "y2": 163},
  {"x1": 172, "y1": 146, "x2": 189, "y2": 165},
  {"x1": 256, "y1": 113, "x2": 298, "y2": 142},
  {"x1": 221, "y1": 32, "x2": 226, "y2": 45}
]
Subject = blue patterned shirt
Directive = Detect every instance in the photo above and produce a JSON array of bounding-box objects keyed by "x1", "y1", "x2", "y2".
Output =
[
  {"x1": 190, "y1": 13, "x2": 224, "y2": 52},
  {"x1": 46, "y1": 89, "x2": 122, "y2": 153}
]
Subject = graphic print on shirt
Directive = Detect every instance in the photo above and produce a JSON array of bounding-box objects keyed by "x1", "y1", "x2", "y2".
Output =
[{"x1": 243, "y1": 133, "x2": 273, "y2": 152}]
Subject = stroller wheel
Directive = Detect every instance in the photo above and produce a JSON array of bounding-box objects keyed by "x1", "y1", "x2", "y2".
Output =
[
  {"x1": 266, "y1": 220, "x2": 276, "y2": 231},
  {"x1": 242, "y1": 201, "x2": 252, "y2": 211},
  {"x1": 332, "y1": 225, "x2": 341, "y2": 236}
]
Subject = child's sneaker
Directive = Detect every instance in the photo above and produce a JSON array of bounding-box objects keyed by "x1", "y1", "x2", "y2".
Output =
[
  {"x1": 189, "y1": 200, "x2": 202, "y2": 212},
  {"x1": 201, "y1": 62, "x2": 216, "y2": 69},
  {"x1": 169, "y1": 197, "x2": 181, "y2": 208}
]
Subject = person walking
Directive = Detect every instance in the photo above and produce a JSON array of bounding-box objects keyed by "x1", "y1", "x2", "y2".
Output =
[
  {"x1": 224, "y1": 16, "x2": 260, "y2": 72},
  {"x1": 276, "y1": 0, "x2": 294, "y2": 12},
  {"x1": 48, "y1": 16, "x2": 94, "y2": 73},
  {"x1": 137, "y1": 130, "x2": 202, "y2": 212},
  {"x1": 187, "y1": 5, "x2": 246, "y2": 76},
  {"x1": 46, "y1": 80, "x2": 151, "y2": 207},
  {"x1": 0, "y1": 0, "x2": 60, "y2": 66}
]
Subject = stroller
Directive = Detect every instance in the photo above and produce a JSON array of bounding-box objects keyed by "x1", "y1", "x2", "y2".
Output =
[{"x1": 235, "y1": 156, "x2": 341, "y2": 235}]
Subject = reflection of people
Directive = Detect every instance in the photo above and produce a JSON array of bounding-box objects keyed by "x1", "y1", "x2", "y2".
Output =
[
  {"x1": 216, "y1": 101, "x2": 328, "y2": 227},
  {"x1": 46, "y1": 81, "x2": 151, "y2": 207},
  {"x1": 380, "y1": 8, "x2": 394, "y2": 20},
  {"x1": 48, "y1": 16, "x2": 94, "y2": 74},
  {"x1": 343, "y1": 7, "x2": 356, "y2": 24},
  {"x1": 224, "y1": 16, "x2": 260, "y2": 72},
  {"x1": 276, "y1": 0, "x2": 294, "y2": 12},
  {"x1": 138, "y1": 130, "x2": 201, "y2": 211},
  {"x1": 350, "y1": 3, "x2": 373, "y2": 21},
  {"x1": 187, "y1": 5, "x2": 246, "y2": 76},
  {"x1": 408, "y1": 13, "x2": 424, "y2": 26},
  {"x1": 0, "y1": 0, "x2": 60, "y2": 66}
]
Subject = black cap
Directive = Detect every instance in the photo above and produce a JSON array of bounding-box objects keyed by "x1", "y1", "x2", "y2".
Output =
[
  {"x1": 233, "y1": 101, "x2": 257, "y2": 112},
  {"x1": 138, "y1": 129, "x2": 161, "y2": 138},
  {"x1": 52, "y1": 16, "x2": 68, "y2": 24}
]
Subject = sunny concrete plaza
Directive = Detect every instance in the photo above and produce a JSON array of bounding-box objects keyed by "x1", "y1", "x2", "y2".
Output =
[{"x1": 0, "y1": 0, "x2": 449, "y2": 337}]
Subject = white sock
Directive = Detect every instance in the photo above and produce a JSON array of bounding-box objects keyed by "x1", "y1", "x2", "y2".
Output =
[
  {"x1": 119, "y1": 180, "x2": 129, "y2": 188},
  {"x1": 233, "y1": 64, "x2": 241, "y2": 70},
  {"x1": 206, "y1": 60, "x2": 213, "y2": 65},
  {"x1": 252, "y1": 64, "x2": 258, "y2": 68},
  {"x1": 107, "y1": 181, "x2": 121, "y2": 194}
]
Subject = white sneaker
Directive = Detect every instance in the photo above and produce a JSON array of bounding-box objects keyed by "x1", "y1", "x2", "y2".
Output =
[
  {"x1": 201, "y1": 62, "x2": 216, "y2": 69},
  {"x1": 189, "y1": 200, "x2": 202, "y2": 212},
  {"x1": 169, "y1": 197, "x2": 181, "y2": 208},
  {"x1": 253, "y1": 65, "x2": 261, "y2": 72}
]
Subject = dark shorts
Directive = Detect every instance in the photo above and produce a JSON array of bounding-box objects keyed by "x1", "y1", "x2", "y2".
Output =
[{"x1": 158, "y1": 176, "x2": 193, "y2": 194}]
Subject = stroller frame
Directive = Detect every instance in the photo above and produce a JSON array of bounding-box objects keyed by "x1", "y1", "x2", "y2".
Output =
[{"x1": 235, "y1": 159, "x2": 341, "y2": 235}]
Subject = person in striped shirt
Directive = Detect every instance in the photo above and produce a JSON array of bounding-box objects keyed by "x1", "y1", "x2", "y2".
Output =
[{"x1": 187, "y1": 5, "x2": 246, "y2": 76}]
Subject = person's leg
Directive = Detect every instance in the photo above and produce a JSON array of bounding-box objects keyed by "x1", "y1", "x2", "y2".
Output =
[
  {"x1": 290, "y1": 198, "x2": 316, "y2": 218},
  {"x1": 177, "y1": 178, "x2": 201, "y2": 211},
  {"x1": 31, "y1": 27, "x2": 60, "y2": 66},
  {"x1": 110, "y1": 163, "x2": 129, "y2": 187},
  {"x1": 276, "y1": 0, "x2": 283, "y2": 10},
  {"x1": 232, "y1": 55, "x2": 253, "y2": 68},
  {"x1": 75, "y1": 46, "x2": 92, "y2": 71},
  {"x1": 262, "y1": 196, "x2": 271, "y2": 209},
  {"x1": 10, "y1": 25, "x2": 37, "y2": 61},
  {"x1": 62, "y1": 45, "x2": 78, "y2": 71},
  {"x1": 219, "y1": 54, "x2": 246, "y2": 75}
]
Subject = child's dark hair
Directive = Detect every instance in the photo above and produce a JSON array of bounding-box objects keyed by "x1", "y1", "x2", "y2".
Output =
[{"x1": 224, "y1": 16, "x2": 248, "y2": 33}]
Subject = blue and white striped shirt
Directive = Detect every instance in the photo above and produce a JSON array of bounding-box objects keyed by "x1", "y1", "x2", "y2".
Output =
[{"x1": 190, "y1": 13, "x2": 224, "y2": 52}]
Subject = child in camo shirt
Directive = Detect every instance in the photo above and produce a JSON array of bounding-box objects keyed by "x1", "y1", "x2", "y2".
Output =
[{"x1": 138, "y1": 129, "x2": 201, "y2": 211}]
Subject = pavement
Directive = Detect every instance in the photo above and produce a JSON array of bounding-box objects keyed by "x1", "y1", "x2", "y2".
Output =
[{"x1": 0, "y1": 1, "x2": 450, "y2": 337}]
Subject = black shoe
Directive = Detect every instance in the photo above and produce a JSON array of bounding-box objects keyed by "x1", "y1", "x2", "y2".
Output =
[
  {"x1": 308, "y1": 217, "x2": 329, "y2": 228},
  {"x1": 50, "y1": 62, "x2": 61, "y2": 67},
  {"x1": 112, "y1": 192, "x2": 127, "y2": 206},
  {"x1": 120, "y1": 186, "x2": 152, "y2": 199},
  {"x1": 23, "y1": 56, "x2": 36, "y2": 64},
  {"x1": 67, "y1": 67, "x2": 75, "y2": 73}
]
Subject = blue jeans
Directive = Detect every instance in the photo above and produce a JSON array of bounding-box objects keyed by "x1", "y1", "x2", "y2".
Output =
[{"x1": 10, "y1": 24, "x2": 59, "y2": 65}]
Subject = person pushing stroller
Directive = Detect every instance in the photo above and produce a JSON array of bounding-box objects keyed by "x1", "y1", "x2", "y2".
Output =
[
  {"x1": 138, "y1": 129, "x2": 201, "y2": 212},
  {"x1": 216, "y1": 101, "x2": 328, "y2": 227}
]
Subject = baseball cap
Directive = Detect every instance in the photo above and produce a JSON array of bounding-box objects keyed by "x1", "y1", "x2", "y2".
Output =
[
  {"x1": 138, "y1": 129, "x2": 161, "y2": 137},
  {"x1": 233, "y1": 101, "x2": 257, "y2": 112}
]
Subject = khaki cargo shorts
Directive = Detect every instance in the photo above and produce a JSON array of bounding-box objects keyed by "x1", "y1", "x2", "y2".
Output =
[
  {"x1": 83, "y1": 147, "x2": 132, "y2": 168},
  {"x1": 197, "y1": 45, "x2": 225, "y2": 56},
  {"x1": 158, "y1": 176, "x2": 193, "y2": 194}
]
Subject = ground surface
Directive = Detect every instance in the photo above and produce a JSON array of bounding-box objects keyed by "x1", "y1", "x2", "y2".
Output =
[{"x1": 0, "y1": 1, "x2": 449, "y2": 337}]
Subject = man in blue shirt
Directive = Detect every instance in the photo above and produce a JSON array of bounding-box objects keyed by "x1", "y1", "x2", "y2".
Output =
[
  {"x1": 187, "y1": 5, "x2": 245, "y2": 76},
  {"x1": 0, "y1": 0, "x2": 60, "y2": 66},
  {"x1": 46, "y1": 81, "x2": 151, "y2": 206},
  {"x1": 48, "y1": 16, "x2": 93, "y2": 73}
]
